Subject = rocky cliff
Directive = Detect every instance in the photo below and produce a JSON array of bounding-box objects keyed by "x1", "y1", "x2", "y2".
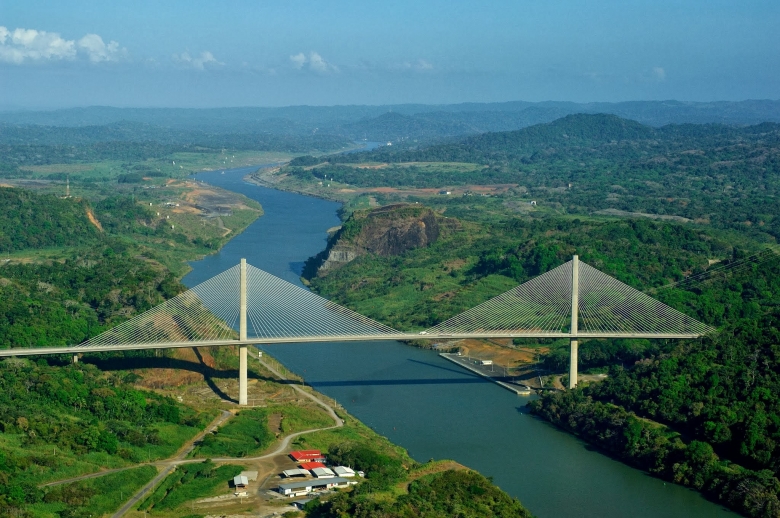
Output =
[{"x1": 303, "y1": 204, "x2": 448, "y2": 278}]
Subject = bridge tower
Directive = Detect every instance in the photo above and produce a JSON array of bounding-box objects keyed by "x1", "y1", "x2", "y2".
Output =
[
  {"x1": 239, "y1": 258, "x2": 248, "y2": 405},
  {"x1": 569, "y1": 255, "x2": 579, "y2": 389}
]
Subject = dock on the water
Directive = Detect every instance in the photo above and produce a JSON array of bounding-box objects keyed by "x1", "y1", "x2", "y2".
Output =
[{"x1": 439, "y1": 353, "x2": 533, "y2": 396}]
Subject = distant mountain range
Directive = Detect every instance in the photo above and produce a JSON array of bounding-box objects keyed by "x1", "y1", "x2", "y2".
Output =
[{"x1": 1, "y1": 100, "x2": 780, "y2": 144}]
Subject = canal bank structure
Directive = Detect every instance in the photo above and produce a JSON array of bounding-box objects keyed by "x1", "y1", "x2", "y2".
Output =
[
  {"x1": 183, "y1": 166, "x2": 735, "y2": 518},
  {"x1": 439, "y1": 352, "x2": 533, "y2": 395}
]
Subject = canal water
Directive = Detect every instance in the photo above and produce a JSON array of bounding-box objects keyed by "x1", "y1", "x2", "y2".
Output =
[{"x1": 182, "y1": 166, "x2": 733, "y2": 518}]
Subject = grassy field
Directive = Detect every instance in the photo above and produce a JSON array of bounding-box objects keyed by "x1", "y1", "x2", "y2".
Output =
[
  {"x1": 138, "y1": 461, "x2": 243, "y2": 513},
  {"x1": 30, "y1": 465, "x2": 158, "y2": 517},
  {"x1": 0, "y1": 418, "x2": 211, "y2": 488}
]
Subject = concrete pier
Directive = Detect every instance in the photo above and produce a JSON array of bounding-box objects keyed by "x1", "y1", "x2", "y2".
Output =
[
  {"x1": 239, "y1": 258, "x2": 248, "y2": 406},
  {"x1": 440, "y1": 353, "x2": 532, "y2": 395},
  {"x1": 569, "y1": 255, "x2": 579, "y2": 389}
]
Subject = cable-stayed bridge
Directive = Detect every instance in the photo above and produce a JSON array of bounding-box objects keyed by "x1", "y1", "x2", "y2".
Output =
[{"x1": 0, "y1": 257, "x2": 713, "y2": 402}]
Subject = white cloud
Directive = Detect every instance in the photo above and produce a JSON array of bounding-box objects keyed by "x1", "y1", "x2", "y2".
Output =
[
  {"x1": 0, "y1": 26, "x2": 76, "y2": 63},
  {"x1": 172, "y1": 50, "x2": 223, "y2": 70},
  {"x1": 289, "y1": 52, "x2": 306, "y2": 69},
  {"x1": 78, "y1": 34, "x2": 122, "y2": 62},
  {"x1": 652, "y1": 66, "x2": 666, "y2": 81},
  {"x1": 289, "y1": 51, "x2": 337, "y2": 73},
  {"x1": 0, "y1": 26, "x2": 124, "y2": 64}
]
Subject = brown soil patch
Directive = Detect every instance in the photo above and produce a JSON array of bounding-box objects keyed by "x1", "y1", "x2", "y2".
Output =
[
  {"x1": 267, "y1": 413, "x2": 283, "y2": 435},
  {"x1": 85, "y1": 208, "x2": 104, "y2": 232},
  {"x1": 131, "y1": 347, "x2": 218, "y2": 389},
  {"x1": 457, "y1": 340, "x2": 538, "y2": 373}
]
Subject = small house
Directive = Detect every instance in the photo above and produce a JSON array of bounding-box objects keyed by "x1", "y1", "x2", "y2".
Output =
[{"x1": 233, "y1": 475, "x2": 248, "y2": 488}]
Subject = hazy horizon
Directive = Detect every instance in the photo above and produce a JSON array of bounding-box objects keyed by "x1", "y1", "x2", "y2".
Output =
[{"x1": 2, "y1": 1, "x2": 778, "y2": 110}]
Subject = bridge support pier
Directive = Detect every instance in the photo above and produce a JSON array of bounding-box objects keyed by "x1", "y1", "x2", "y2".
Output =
[
  {"x1": 569, "y1": 340, "x2": 578, "y2": 389},
  {"x1": 569, "y1": 255, "x2": 579, "y2": 389},
  {"x1": 239, "y1": 345, "x2": 248, "y2": 405},
  {"x1": 72, "y1": 354, "x2": 78, "y2": 364},
  {"x1": 239, "y1": 258, "x2": 248, "y2": 406}
]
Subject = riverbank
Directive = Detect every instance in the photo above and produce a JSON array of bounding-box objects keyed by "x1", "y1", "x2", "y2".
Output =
[{"x1": 180, "y1": 167, "x2": 736, "y2": 518}]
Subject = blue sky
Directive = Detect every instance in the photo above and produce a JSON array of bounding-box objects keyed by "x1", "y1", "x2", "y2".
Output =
[{"x1": 1, "y1": 0, "x2": 778, "y2": 108}]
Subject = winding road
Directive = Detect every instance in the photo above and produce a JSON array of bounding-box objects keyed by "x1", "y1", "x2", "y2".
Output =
[{"x1": 106, "y1": 356, "x2": 342, "y2": 517}]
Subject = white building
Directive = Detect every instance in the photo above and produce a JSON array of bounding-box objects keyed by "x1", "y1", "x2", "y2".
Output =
[
  {"x1": 282, "y1": 468, "x2": 309, "y2": 478},
  {"x1": 311, "y1": 467, "x2": 336, "y2": 478},
  {"x1": 277, "y1": 477, "x2": 355, "y2": 497},
  {"x1": 333, "y1": 466, "x2": 356, "y2": 478}
]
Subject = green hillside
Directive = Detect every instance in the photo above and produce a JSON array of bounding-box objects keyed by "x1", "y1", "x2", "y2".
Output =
[{"x1": 0, "y1": 188, "x2": 100, "y2": 252}]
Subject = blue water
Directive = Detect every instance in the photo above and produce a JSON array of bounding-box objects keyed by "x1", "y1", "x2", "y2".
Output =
[{"x1": 182, "y1": 166, "x2": 734, "y2": 518}]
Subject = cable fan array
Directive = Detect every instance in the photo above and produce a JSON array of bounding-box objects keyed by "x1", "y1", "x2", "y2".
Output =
[
  {"x1": 76, "y1": 265, "x2": 241, "y2": 348},
  {"x1": 425, "y1": 261, "x2": 574, "y2": 335},
  {"x1": 76, "y1": 262, "x2": 400, "y2": 349},
  {"x1": 75, "y1": 257, "x2": 712, "y2": 351},
  {"x1": 425, "y1": 258, "x2": 713, "y2": 336},
  {"x1": 245, "y1": 264, "x2": 399, "y2": 338},
  {"x1": 577, "y1": 262, "x2": 713, "y2": 335}
]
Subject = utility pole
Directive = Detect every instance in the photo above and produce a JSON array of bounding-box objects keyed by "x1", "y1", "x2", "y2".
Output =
[
  {"x1": 239, "y1": 259, "x2": 248, "y2": 406},
  {"x1": 569, "y1": 255, "x2": 579, "y2": 389}
]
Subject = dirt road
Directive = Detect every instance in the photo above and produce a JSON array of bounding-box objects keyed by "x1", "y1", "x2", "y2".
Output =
[{"x1": 107, "y1": 357, "x2": 342, "y2": 517}]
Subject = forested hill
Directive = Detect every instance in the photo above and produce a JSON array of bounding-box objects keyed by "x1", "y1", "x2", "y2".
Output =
[
  {"x1": 3, "y1": 100, "x2": 780, "y2": 137},
  {"x1": 0, "y1": 121, "x2": 351, "y2": 150},
  {"x1": 327, "y1": 113, "x2": 780, "y2": 164},
  {"x1": 286, "y1": 114, "x2": 780, "y2": 242},
  {"x1": 0, "y1": 187, "x2": 188, "y2": 348},
  {"x1": 0, "y1": 188, "x2": 100, "y2": 252}
]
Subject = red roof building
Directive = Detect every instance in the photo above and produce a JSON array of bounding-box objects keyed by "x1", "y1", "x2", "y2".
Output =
[
  {"x1": 299, "y1": 462, "x2": 326, "y2": 470},
  {"x1": 290, "y1": 450, "x2": 326, "y2": 463}
]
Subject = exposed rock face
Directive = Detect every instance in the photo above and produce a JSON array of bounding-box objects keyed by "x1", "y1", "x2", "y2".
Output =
[
  {"x1": 305, "y1": 204, "x2": 445, "y2": 277},
  {"x1": 319, "y1": 248, "x2": 360, "y2": 272}
]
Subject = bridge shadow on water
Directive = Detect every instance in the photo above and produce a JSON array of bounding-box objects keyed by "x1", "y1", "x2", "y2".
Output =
[
  {"x1": 307, "y1": 358, "x2": 486, "y2": 388},
  {"x1": 80, "y1": 352, "x2": 495, "y2": 401}
]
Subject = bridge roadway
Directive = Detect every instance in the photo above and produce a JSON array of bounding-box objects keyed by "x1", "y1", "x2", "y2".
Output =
[{"x1": 0, "y1": 332, "x2": 702, "y2": 357}]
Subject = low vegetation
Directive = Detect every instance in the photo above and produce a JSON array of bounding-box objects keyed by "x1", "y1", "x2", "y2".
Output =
[
  {"x1": 36, "y1": 466, "x2": 158, "y2": 518},
  {"x1": 193, "y1": 408, "x2": 275, "y2": 458},
  {"x1": 138, "y1": 460, "x2": 242, "y2": 512}
]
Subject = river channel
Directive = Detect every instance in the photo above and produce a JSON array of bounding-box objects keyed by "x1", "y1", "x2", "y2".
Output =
[{"x1": 182, "y1": 166, "x2": 733, "y2": 518}]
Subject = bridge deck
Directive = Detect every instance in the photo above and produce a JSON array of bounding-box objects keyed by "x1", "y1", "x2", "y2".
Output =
[{"x1": 0, "y1": 332, "x2": 705, "y2": 357}]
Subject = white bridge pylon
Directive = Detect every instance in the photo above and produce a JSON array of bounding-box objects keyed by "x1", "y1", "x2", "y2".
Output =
[{"x1": 0, "y1": 256, "x2": 713, "y2": 399}]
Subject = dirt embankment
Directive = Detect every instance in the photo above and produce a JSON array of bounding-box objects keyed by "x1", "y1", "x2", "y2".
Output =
[{"x1": 85, "y1": 207, "x2": 104, "y2": 231}]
